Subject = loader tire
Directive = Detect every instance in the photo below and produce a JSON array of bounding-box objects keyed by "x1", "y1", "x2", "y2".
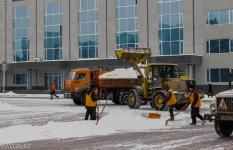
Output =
[
  {"x1": 215, "y1": 121, "x2": 233, "y2": 137},
  {"x1": 80, "y1": 93, "x2": 86, "y2": 106},
  {"x1": 73, "y1": 98, "x2": 81, "y2": 105},
  {"x1": 128, "y1": 89, "x2": 141, "y2": 109},
  {"x1": 175, "y1": 103, "x2": 189, "y2": 110},
  {"x1": 119, "y1": 92, "x2": 128, "y2": 105},
  {"x1": 112, "y1": 92, "x2": 120, "y2": 104},
  {"x1": 149, "y1": 102, "x2": 154, "y2": 108},
  {"x1": 151, "y1": 91, "x2": 168, "y2": 111}
]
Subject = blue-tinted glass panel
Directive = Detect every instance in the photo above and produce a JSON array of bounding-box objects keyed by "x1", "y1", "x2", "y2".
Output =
[
  {"x1": 82, "y1": 47, "x2": 88, "y2": 58},
  {"x1": 127, "y1": 6, "x2": 135, "y2": 18},
  {"x1": 16, "y1": 51, "x2": 22, "y2": 61},
  {"x1": 14, "y1": 19, "x2": 21, "y2": 29},
  {"x1": 211, "y1": 69, "x2": 219, "y2": 82},
  {"x1": 181, "y1": 41, "x2": 183, "y2": 54},
  {"x1": 22, "y1": 18, "x2": 29, "y2": 28},
  {"x1": 159, "y1": 16, "x2": 162, "y2": 28},
  {"x1": 79, "y1": 11, "x2": 87, "y2": 23},
  {"x1": 162, "y1": 15, "x2": 170, "y2": 28},
  {"x1": 60, "y1": 37, "x2": 62, "y2": 47},
  {"x1": 179, "y1": 1, "x2": 183, "y2": 13},
  {"x1": 54, "y1": 49, "x2": 59, "y2": 60},
  {"x1": 180, "y1": 28, "x2": 183, "y2": 40},
  {"x1": 206, "y1": 12, "x2": 209, "y2": 24},
  {"x1": 220, "y1": 68, "x2": 229, "y2": 82},
  {"x1": 15, "y1": 7, "x2": 21, "y2": 18},
  {"x1": 89, "y1": 47, "x2": 95, "y2": 58},
  {"x1": 53, "y1": 25, "x2": 60, "y2": 37},
  {"x1": 231, "y1": 39, "x2": 233, "y2": 52},
  {"x1": 47, "y1": 15, "x2": 53, "y2": 25},
  {"x1": 117, "y1": 33, "x2": 120, "y2": 44},
  {"x1": 16, "y1": 74, "x2": 22, "y2": 84},
  {"x1": 95, "y1": 34, "x2": 98, "y2": 45},
  {"x1": 47, "y1": 26, "x2": 53, "y2": 37},
  {"x1": 22, "y1": 28, "x2": 28, "y2": 39},
  {"x1": 120, "y1": 19, "x2": 127, "y2": 31},
  {"x1": 162, "y1": 2, "x2": 170, "y2": 15},
  {"x1": 120, "y1": 7, "x2": 126, "y2": 18},
  {"x1": 120, "y1": 32, "x2": 127, "y2": 44},
  {"x1": 81, "y1": 23, "x2": 88, "y2": 34},
  {"x1": 22, "y1": 50, "x2": 27, "y2": 61},
  {"x1": 162, "y1": 29, "x2": 170, "y2": 41},
  {"x1": 135, "y1": 31, "x2": 138, "y2": 43},
  {"x1": 220, "y1": 39, "x2": 229, "y2": 53},
  {"x1": 180, "y1": 14, "x2": 183, "y2": 27},
  {"x1": 89, "y1": 35, "x2": 96, "y2": 46},
  {"x1": 128, "y1": 18, "x2": 135, "y2": 31},
  {"x1": 47, "y1": 38, "x2": 54, "y2": 48},
  {"x1": 47, "y1": 49, "x2": 53, "y2": 60},
  {"x1": 120, "y1": 0, "x2": 127, "y2": 6},
  {"x1": 44, "y1": 39, "x2": 47, "y2": 48},
  {"x1": 207, "y1": 70, "x2": 209, "y2": 82},
  {"x1": 163, "y1": 42, "x2": 170, "y2": 55},
  {"x1": 81, "y1": 0, "x2": 87, "y2": 11},
  {"x1": 78, "y1": 36, "x2": 82, "y2": 46},
  {"x1": 88, "y1": 10, "x2": 96, "y2": 22},
  {"x1": 158, "y1": 3, "x2": 161, "y2": 15},
  {"x1": 171, "y1": 14, "x2": 179, "y2": 27},
  {"x1": 128, "y1": 0, "x2": 135, "y2": 5},
  {"x1": 47, "y1": 3, "x2": 53, "y2": 14},
  {"x1": 135, "y1": 6, "x2": 138, "y2": 17},
  {"x1": 14, "y1": 41, "x2": 21, "y2": 50},
  {"x1": 53, "y1": 2, "x2": 60, "y2": 14},
  {"x1": 22, "y1": 40, "x2": 28, "y2": 49},
  {"x1": 159, "y1": 43, "x2": 162, "y2": 55},
  {"x1": 171, "y1": 28, "x2": 179, "y2": 41},
  {"x1": 128, "y1": 32, "x2": 135, "y2": 43},
  {"x1": 88, "y1": 0, "x2": 95, "y2": 10},
  {"x1": 22, "y1": 74, "x2": 27, "y2": 84},
  {"x1": 219, "y1": 10, "x2": 229, "y2": 24},
  {"x1": 54, "y1": 38, "x2": 59, "y2": 48},
  {"x1": 54, "y1": 14, "x2": 60, "y2": 25},
  {"x1": 88, "y1": 22, "x2": 95, "y2": 34},
  {"x1": 171, "y1": 41, "x2": 179, "y2": 55},
  {"x1": 82, "y1": 35, "x2": 88, "y2": 46},
  {"x1": 15, "y1": 29, "x2": 22, "y2": 40},
  {"x1": 210, "y1": 40, "x2": 219, "y2": 53},
  {"x1": 210, "y1": 11, "x2": 219, "y2": 25},
  {"x1": 159, "y1": 30, "x2": 162, "y2": 42},
  {"x1": 171, "y1": 1, "x2": 179, "y2": 14}
]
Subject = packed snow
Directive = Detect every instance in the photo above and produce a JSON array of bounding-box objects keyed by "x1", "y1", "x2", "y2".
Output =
[
  {"x1": 99, "y1": 67, "x2": 146, "y2": 79},
  {"x1": 0, "y1": 91, "x2": 63, "y2": 98},
  {"x1": 0, "y1": 99, "x2": 210, "y2": 145}
]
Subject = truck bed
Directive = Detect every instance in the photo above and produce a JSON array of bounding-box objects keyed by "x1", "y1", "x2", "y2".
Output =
[{"x1": 98, "y1": 78, "x2": 140, "y2": 89}]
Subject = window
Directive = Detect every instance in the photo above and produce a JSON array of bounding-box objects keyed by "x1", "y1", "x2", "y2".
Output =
[
  {"x1": 206, "y1": 39, "x2": 232, "y2": 54},
  {"x1": 67, "y1": 72, "x2": 75, "y2": 80},
  {"x1": 14, "y1": 74, "x2": 27, "y2": 85},
  {"x1": 79, "y1": 0, "x2": 98, "y2": 59},
  {"x1": 117, "y1": 0, "x2": 138, "y2": 49},
  {"x1": 45, "y1": 73, "x2": 61, "y2": 90},
  {"x1": 44, "y1": 2, "x2": 62, "y2": 60},
  {"x1": 158, "y1": 0, "x2": 183, "y2": 55},
  {"x1": 76, "y1": 73, "x2": 86, "y2": 80},
  {"x1": 13, "y1": 6, "x2": 30, "y2": 62},
  {"x1": 207, "y1": 68, "x2": 230, "y2": 83},
  {"x1": 206, "y1": 9, "x2": 232, "y2": 25}
]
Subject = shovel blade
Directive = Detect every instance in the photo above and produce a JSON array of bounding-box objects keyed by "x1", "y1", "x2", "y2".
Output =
[
  {"x1": 148, "y1": 113, "x2": 161, "y2": 119},
  {"x1": 165, "y1": 120, "x2": 168, "y2": 126}
]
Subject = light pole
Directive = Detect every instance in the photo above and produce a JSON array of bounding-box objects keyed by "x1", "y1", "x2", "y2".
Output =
[{"x1": 4, "y1": 0, "x2": 7, "y2": 61}]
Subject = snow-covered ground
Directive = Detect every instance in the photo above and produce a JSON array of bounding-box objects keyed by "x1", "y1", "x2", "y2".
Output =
[
  {"x1": 0, "y1": 91, "x2": 63, "y2": 98},
  {"x1": 0, "y1": 98, "x2": 210, "y2": 145}
]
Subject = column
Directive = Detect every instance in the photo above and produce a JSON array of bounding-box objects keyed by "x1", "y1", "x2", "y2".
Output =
[{"x1": 27, "y1": 69, "x2": 32, "y2": 90}]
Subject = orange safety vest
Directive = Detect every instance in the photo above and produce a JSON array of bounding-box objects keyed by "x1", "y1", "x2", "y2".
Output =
[
  {"x1": 190, "y1": 90, "x2": 201, "y2": 107},
  {"x1": 166, "y1": 89, "x2": 177, "y2": 106},
  {"x1": 86, "y1": 92, "x2": 97, "y2": 107}
]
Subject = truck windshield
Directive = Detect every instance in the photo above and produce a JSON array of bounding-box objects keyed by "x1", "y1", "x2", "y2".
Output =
[{"x1": 67, "y1": 72, "x2": 75, "y2": 80}]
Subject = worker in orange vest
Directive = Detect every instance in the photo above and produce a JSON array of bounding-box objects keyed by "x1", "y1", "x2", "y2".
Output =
[
  {"x1": 188, "y1": 84, "x2": 205, "y2": 125},
  {"x1": 85, "y1": 82, "x2": 100, "y2": 120},
  {"x1": 162, "y1": 84, "x2": 177, "y2": 121},
  {"x1": 50, "y1": 81, "x2": 59, "y2": 100}
]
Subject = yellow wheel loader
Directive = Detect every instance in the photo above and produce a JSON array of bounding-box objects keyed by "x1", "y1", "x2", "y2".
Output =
[{"x1": 115, "y1": 47, "x2": 204, "y2": 110}]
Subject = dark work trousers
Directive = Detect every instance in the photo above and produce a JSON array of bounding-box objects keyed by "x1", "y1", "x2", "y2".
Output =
[
  {"x1": 191, "y1": 107, "x2": 204, "y2": 123},
  {"x1": 51, "y1": 91, "x2": 58, "y2": 99},
  {"x1": 85, "y1": 108, "x2": 96, "y2": 120},
  {"x1": 169, "y1": 104, "x2": 175, "y2": 118}
]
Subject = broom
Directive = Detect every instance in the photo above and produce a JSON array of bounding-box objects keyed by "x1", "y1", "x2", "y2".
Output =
[{"x1": 165, "y1": 103, "x2": 189, "y2": 126}]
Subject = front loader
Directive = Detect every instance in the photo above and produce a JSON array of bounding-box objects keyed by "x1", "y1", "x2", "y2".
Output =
[{"x1": 115, "y1": 47, "x2": 204, "y2": 110}]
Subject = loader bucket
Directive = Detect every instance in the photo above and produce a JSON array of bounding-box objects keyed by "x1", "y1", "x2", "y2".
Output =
[
  {"x1": 148, "y1": 113, "x2": 161, "y2": 119},
  {"x1": 115, "y1": 47, "x2": 152, "y2": 63}
]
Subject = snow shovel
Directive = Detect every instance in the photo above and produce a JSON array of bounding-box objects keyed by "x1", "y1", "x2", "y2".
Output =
[
  {"x1": 165, "y1": 103, "x2": 189, "y2": 126},
  {"x1": 96, "y1": 92, "x2": 112, "y2": 125},
  {"x1": 96, "y1": 88, "x2": 102, "y2": 123},
  {"x1": 148, "y1": 105, "x2": 162, "y2": 119}
]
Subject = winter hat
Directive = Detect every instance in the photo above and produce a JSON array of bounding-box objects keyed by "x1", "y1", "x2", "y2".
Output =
[
  {"x1": 90, "y1": 82, "x2": 96, "y2": 89},
  {"x1": 164, "y1": 84, "x2": 170, "y2": 89},
  {"x1": 189, "y1": 84, "x2": 195, "y2": 88}
]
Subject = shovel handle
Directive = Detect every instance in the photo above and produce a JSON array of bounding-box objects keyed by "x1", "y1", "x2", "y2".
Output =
[{"x1": 169, "y1": 103, "x2": 189, "y2": 120}]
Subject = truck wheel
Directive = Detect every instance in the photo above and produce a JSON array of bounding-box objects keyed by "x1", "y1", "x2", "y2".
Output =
[
  {"x1": 151, "y1": 91, "x2": 168, "y2": 111},
  {"x1": 215, "y1": 121, "x2": 233, "y2": 137},
  {"x1": 128, "y1": 89, "x2": 141, "y2": 109},
  {"x1": 80, "y1": 93, "x2": 86, "y2": 106},
  {"x1": 175, "y1": 103, "x2": 189, "y2": 110},
  {"x1": 112, "y1": 92, "x2": 120, "y2": 104},
  {"x1": 73, "y1": 98, "x2": 81, "y2": 105},
  {"x1": 119, "y1": 92, "x2": 128, "y2": 105}
]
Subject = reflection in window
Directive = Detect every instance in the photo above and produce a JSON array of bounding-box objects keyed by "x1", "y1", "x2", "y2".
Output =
[
  {"x1": 78, "y1": 0, "x2": 98, "y2": 59},
  {"x1": 158, "y1": 0, "x2": 183, "y2": 55},
  {"x1": 117, "y1": 0, "x2": 138, "y2": 49},
  {"x1": 207, "y1": 68, "x2": 230, "y2": 83},
  {"x1": 45, "y1": 73, "x2": 61, "y2": 90},
  {"x1": 206, "y1": 9, "x2": 231, "y2": 25},
  {"x1": 76, "y1": 73, "x2": 86, "y2": 80},
  {"x1": 44, "y1": 2, "x2": 62, "y2": 60},
  {"x1": 13, "y1": 6, "x2": 30, "y2": 62},
  {"x1": 206, "y1": 39, "x2": 231, "y2": 54},
  {"x1": 14, "y1": 74, "x2": 27, "y2": 85}
]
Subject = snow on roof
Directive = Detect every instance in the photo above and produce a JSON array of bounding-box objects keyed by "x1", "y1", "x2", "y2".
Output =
[{"x1": 216, "y1": 89, "x2": 233, "y2": 97}]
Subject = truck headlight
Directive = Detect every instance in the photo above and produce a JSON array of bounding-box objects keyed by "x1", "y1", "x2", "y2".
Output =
[
  {"x1": 75, "y1": 87, "x2": 79, "y2": 92},
  {"x1": 210, "y1": 104, "x2": 215, "y2": 111}
]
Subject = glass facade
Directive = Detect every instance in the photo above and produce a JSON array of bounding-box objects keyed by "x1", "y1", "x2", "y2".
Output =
[
  {"x1": 14, "y1": 74, "x2": 27, "y2": 85},
  {"x1": 206, "y1": 9, "x2": 233, "y2": 25},
  {"x1": 78, "y1": 0, "x2": 98, "y2": 59},
  {"x1": 207, "y1": 68, "x2": 230, "y2": 82},
  {"x1": 13, "y1": 6, "x2": 30, "y2": 62},
  {"x1": 158, "y1": 0, "x2": 183, "y2": 55},
  {"x1": 116, "y1": 0, "x2": 138, "y2": 48},
  {"x1": 206, "y1": 39, "x2": 233, "y2": 53},
  {"x1": 45, "y1": 73, "x2": 61, "y2": 90},
  {"x1": 44, "y1": 2, "x2": 62, "y2": 60}
]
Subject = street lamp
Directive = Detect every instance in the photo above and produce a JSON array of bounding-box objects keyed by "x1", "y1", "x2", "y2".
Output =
[{"x1": 4, "y1": 0, "x2": 7, "y2": 61}]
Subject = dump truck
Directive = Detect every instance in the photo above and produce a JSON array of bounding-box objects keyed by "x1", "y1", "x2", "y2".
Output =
[
  {"x1": 204, "y1": 90, "x2": 233, "y2": 137},
  {"x1": 64, "y1": 68, "x2": 141, "y2": 105},
  {"x1": 115, "y1": 47, "x2": 204, "y2": 110}
]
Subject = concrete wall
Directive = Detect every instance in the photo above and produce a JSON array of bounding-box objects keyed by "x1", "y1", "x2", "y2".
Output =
[{"x1": 138, "y1": 0, "x2": 148, "y2": 48}]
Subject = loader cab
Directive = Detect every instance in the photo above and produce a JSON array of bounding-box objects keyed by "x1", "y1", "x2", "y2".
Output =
[{"x1": 150, "y1": 64, "x2": 176, "y2": 88}]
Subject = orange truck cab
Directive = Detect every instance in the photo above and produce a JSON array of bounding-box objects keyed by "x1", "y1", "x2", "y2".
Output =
[{"x1": 64, "y1": 68, "x2": 108, "y2": 105}]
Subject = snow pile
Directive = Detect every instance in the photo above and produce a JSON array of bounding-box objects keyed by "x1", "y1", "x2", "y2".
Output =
[
  {"x1": 201, "y1": 94, "x2": 215, "y2": 101},
  {"x1": 99, "y1": 67, "x2": 146, "y2": 79},
  {"x1": 0, "y1": 91, "x2": 16, "y2": 96},
  {"x1": 0, "y1": 103, "x2": 26, "y2": 111}
]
